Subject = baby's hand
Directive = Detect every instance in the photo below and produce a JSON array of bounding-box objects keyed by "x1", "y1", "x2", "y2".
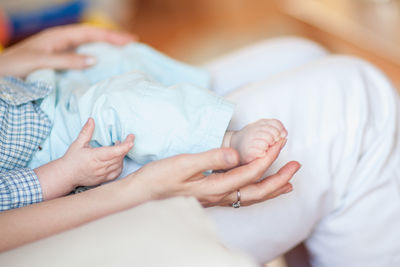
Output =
[
  {"x1": 225, "y1": 119, "x2": 287, "y2": 164},
  {"x1": 60, "y1": 118, "x2": 134, "y2": 188}
]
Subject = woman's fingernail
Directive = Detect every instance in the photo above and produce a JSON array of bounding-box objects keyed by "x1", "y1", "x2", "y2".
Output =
[
  {"x1": 281, "y1": 138, "x2": 288, "y2": 147},
  {"x1": 85, "y1": 56, "x2": 96, "y2": 66}
]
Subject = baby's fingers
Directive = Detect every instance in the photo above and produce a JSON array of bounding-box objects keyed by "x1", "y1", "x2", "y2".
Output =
[{"x1": 96, "y1": 134, "x2": 135, "y2": 161}]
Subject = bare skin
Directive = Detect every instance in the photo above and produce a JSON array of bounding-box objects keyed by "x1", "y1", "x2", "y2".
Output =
[
  {"x1": 0, "y1": 25, "x2": 136, "y2": 78},
  {"x1": 223, "y1": 119, "x2": 288, "y2": 164},
  {"x1": 0, "y1": 138, "x2": 299, "y2": 252}
]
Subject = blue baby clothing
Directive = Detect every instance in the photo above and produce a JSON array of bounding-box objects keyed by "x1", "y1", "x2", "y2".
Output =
[{"x1": 27, "y1": 43, "x2": 234, "y2": 168}]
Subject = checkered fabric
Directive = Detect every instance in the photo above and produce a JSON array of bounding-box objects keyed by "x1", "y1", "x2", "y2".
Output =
[
  {"x1": 0, "y1": 169, "x2": 43, "y2": 211},
  {"x1": 0, "y1": 76, "x2": 52, "y2": 211}
]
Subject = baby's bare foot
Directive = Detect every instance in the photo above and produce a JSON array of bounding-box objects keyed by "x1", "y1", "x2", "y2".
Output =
[{"x1": 223, "y1": 119, "x2": 287, "y2": 164}]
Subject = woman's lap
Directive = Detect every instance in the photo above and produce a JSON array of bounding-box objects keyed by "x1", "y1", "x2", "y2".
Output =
[
  {"x1": 120, "y1": 38, "x2": 400, "y2": 266},
  {"x1": 207, "y1": 52, "x2": 400, "y2": 266}
]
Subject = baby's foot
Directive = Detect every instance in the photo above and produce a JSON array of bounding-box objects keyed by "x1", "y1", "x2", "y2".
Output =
[{"x1": 222, "y1": 119, "x2": 287, "y2": 164}]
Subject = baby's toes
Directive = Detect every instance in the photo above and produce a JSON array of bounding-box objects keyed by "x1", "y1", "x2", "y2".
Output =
[
  {"x1": 255, "y1": 131, "x2": 275, "y2": 145},
  {"x1": 260, "y1": 126, "x2": 282, "y2": 142},
  {"x1": 265, "y1": 119, "x2": 287, "y2": 139}
]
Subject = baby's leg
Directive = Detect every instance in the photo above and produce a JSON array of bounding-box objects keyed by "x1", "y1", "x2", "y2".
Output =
[
  {"x1": 222, "y1": 119, "x2": 288, "y2": 164},
  {"x1": 75, "y1": 72, "x2": 233, "y2": 165}
]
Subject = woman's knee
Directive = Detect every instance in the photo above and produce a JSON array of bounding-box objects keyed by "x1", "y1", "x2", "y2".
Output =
[
  {"x1": 312, "y1": 55, "x2": 396, "y2": 97},
  {"x1": 259, "y1": 37, "x2": 327, "y2": 55},
  {"x1": 314, "y1": 55, "x2": 398, "y2": 130},
  {"x1": 249, "y1": 37, "x2": 328, "y2": 63},
  {"x1": 318, "y1": 55, "x2": 393, "y2": 86}
]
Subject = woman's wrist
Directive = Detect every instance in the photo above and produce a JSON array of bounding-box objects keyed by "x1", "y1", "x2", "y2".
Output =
[{"x1": 117, "y1": 171, "x2": 158, "y2": 208}]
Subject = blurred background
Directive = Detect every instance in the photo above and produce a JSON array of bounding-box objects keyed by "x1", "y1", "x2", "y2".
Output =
[
  {"x1": 1, "y1": 1, "x2": 399, "y2": 266},
  {"x1": 0, "y1": 0, "x2": 399, "y2": 89}
]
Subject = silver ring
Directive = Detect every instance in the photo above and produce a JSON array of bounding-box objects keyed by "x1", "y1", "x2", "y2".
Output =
[{"x1": 232, "y1": 190, "x2": 241, "y2": 208}]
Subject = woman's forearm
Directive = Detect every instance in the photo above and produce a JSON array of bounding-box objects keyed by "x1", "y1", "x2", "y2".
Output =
[
  {"x1": 0, "y1": 176, "x2": 144, "y2": 252},
  {"x1": 0, "y1": 145, "x2": 298, "y2": 252}
]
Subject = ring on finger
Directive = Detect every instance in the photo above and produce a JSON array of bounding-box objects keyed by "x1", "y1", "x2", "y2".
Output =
[{"x1": 232, "y1": 190, "x2": 241, "y2": 208}]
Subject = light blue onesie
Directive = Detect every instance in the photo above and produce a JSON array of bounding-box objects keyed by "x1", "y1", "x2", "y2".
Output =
[{"x1": 27, "y1": 43, "x2": 234, "y2": 168}]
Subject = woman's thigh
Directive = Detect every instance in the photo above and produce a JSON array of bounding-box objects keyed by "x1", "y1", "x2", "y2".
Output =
[
  {"x1": 205, "y1": 37, "x2": 328, "y2": 96},
  {"x1": 208, "y1": 55, "x2": 400, "y2": 266}
]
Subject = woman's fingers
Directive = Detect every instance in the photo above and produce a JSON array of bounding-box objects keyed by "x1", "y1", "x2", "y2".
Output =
[
  {"x1": 38, "y1": 52, "x2": 97, "y2": 70},
  {"x1": 219, "y1": 161, "x2": 300, "y2": 207},
  {"x1": 0, "y1": 24, "x2": 137, "y2": 77},
  {"x1": 10, "y1": 52, "x2": 98, "y2": 76},
  {"x1": 207, "y1": 139, "x2": 287, "y2": 194},
  {"x1": 43, "y1": 25, "x2": 136, "y2": 52},
  {"x1": 167, "y1": 148, "x2": 240, "y2": 178},
  {"x1": 264, "y1": 183, "x2": 293, "y2": 200}
]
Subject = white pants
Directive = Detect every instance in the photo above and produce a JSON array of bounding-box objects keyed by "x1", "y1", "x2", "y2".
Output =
[{"x1": 204, "y1": 37, "x2": 400, "y2": 266}]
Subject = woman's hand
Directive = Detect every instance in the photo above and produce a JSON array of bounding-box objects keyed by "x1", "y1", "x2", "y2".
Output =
[
  {"x1": 0, "y1": 138, "x2": 299, "y2": 252},
  {"x1": 124, "y1": 139, "x2": 300, "y2": 208},
  {"x1": 0, "y1": 24, "x2": 136, "y2": 78}
]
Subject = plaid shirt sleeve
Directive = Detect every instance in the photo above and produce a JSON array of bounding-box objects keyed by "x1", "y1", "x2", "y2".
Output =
[
  {"x1": 0, "y1": 76, "x2": 52, "y2": 211},
  {"x1": 0, "y1": 168, "x2": 43, "y2": 211}
]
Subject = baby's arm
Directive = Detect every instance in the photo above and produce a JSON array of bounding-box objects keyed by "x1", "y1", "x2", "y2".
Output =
[
  {"x1": 222, "y1": 119, "x2": 287, "y2": 164},
  {"x1": 34, "y1": 118, "x2": 134, "y2": 200}
]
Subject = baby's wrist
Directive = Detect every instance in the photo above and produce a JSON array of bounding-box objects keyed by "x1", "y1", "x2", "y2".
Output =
[
  {"x1": 55, "y1": 156, "x2": 81, "y2": 190},
  {"x1": 34, "y1": 158, "x2": 77, "y2": 200}
]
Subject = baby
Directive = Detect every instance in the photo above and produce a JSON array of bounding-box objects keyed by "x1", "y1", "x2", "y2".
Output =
[{"x1": 27, "y1": 43, "x2": 287, "y2": 172}]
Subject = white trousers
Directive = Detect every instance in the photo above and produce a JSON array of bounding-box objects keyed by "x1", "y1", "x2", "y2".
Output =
[{"x1": 204, "y1": 37, "x2": 400, "y2": 266}]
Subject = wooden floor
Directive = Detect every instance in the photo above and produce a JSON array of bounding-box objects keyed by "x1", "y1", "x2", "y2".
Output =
[
  {"x1": 123, "y1": 0, "x2": 299, "y2": 64},
  {"x1": 119, "y1": 0, "x2": 399, "y2": 89}
]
